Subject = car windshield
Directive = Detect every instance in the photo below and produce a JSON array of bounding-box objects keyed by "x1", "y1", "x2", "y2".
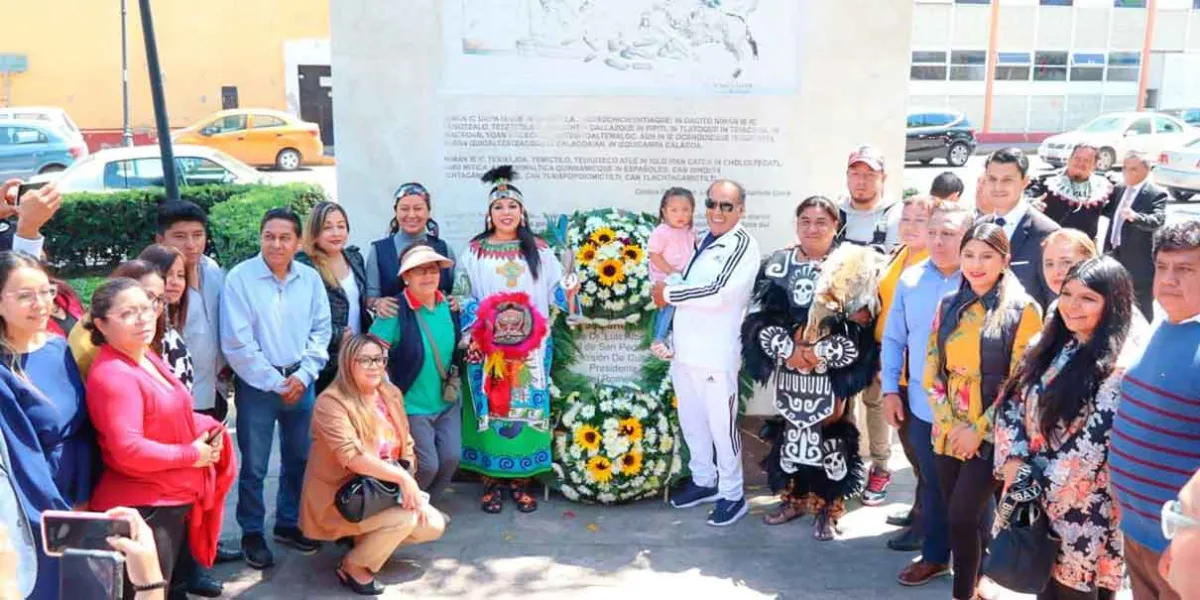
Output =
[
  {"x1": 206, "y1": 149, "x2": 261, "y2": 181},
  {"x1": 1077, "y1": 117, "x2": 1126, "y2": 133}
]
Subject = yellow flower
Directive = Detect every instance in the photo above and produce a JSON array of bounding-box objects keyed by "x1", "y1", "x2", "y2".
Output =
[
  {"x1": 618, "y1": 417, "x2": 643, "y2": 442},
  {"x1": 575, "y1": 243, "x2": 598, "y2": 265},
  {"x1": 596, "y1": 259, "x2": 626, "y2": 287},
  {"x1": 573, "y1": 424, "x2": 601, "y2": 453},
  {"x1": 671, "y1": 395, "x2": 679, "y2": 409},
  {"x1": 587, "y1": 456, "x2": 614, "y2": 483},
  {"x1": 590, "y1": 227, "x2": 617, "y2": 246},
  {"x1": 619, "y1": 451, "x2": 643, "y2": 476},
  {"x1": 621, "y1": 244, "x2": 645, "y2": 264}
]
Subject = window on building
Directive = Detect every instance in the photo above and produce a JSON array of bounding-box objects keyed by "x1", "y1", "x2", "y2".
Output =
[
  {"x1": 950, "y1": 50, "x2": 987, "y2": 81},
  {"x1": 1040, "y1": 0, "x2": 1072, "y2": 4},
  {"x1": 1070, "y1": 53, "x2": 1105, "y2": 81},
  {"x1": 995, "y1": 52, "x2": 1032, "y2": 80},
  {"x1": 1034, "y1": 51, "x2": 1068, "y2": 81},
  {"x1": 1114, "y1": 0, "x2": 1146, "y2": 6},
  {"x1": 1106, "y1": 51, "x2": 1140, "y2": 82},
  {"x1": 911, "y1": 51, "x2": 948, "y2": 81}
]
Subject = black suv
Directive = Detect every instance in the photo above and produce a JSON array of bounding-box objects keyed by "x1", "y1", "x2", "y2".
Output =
[{"x1": 905, "y1": 110, "x2": 978, "y2": 167}]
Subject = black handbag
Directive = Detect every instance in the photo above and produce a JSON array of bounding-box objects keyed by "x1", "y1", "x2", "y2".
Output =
[
  {"x1": 983, "y1": 463, "x2": 1060, "y2": 594},
  {"x1": 334, "y1": 460, "x2": 410, "y2": 523}
]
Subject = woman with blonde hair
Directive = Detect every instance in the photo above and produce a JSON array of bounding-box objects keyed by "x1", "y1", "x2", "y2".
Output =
[
  {"x1": 300, "y1": 334, "x2": 445, "y2": 596},
  {"x1": 298, "y1": 201, "x2": 370, "y2": 393},
  {"x1": 1040, "y1": 228, "x2": 1098, "y2": 298},
  {"x1": 924, "y1": 222, "x2": 1043, "y2": 600}
]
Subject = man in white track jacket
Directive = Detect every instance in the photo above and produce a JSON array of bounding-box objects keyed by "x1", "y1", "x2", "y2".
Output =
[{"x1": 653, "y1": 179, "x2": 761, "y2": 527}]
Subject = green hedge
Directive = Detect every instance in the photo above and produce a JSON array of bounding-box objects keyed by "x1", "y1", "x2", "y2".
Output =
[
  {"x1": 45, "y1": 183, "x2": 326, "y2": 276},
  {"x1": 209, "y1": 185, "x2": 323, "y2": 268}
]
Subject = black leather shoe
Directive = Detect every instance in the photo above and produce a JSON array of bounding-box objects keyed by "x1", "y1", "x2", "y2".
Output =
[
  {"x1": 273, "y1": 525, "x2": 321, "y2": 555},
  {"x1": 242, "y1": 533, "x2": 275, "y2": 569},
  {"x1": 214, "y1": 540, "x2": 242, "y2": 564},
  {"x1": 186, "y1": 571, "x2": 224, "y2": 597},
  {"x1": 886, "y1": 509, "x2": 914, "y2": 527},
  {"x1": 886, "y1": 526, "x2": 923, "y2": 552},
  {"x1": 337, "y1": 568, "x2": 385, "y2": 596}
]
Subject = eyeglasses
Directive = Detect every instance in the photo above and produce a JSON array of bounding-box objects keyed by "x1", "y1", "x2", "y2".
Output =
[
  {"x1": 1162, "y1": 499, "x2": 1200, "y2": 540},
  {"x1": 704, "y1": 198, "x2": 737, "y2": 213},
  {"x1": 355, "y1": 355, "x2": 388, "y2": 369},
  {"x1": 4, "y1": 286, "x2": 58, "y2": 307},
  {"x1": 145, "y1": 291, "x2": 167, "y2": 310},
  {"x1": 107, "y1": 304, "x2": 158, "y2": 325}
]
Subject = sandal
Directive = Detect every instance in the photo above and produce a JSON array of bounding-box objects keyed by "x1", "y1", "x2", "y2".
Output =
[
  {"x1": 812, "y1": 509, "x2": 841, "y2": 541},
  {"x1": 763, "y1": 502, "x2": 806, "y2": 526},
  {"x1": 480, "y1": 484, "x2": 504, "y2": 514},
  {"x1": 509, "y1": 481, "x2": 539, "y2": 513}
]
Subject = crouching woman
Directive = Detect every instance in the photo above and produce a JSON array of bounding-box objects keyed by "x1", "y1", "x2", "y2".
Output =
[{"x1": 300, "y1": 334, "x2": 445, "y2": 596}]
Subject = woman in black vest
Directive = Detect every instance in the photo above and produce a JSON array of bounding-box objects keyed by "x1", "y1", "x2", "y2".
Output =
[
  {"x1": 923, "y1": 223, "x2": 1043, "y2": 600},
  {"x1": 367, "y1": 242, "x2": 462, "y2": 497},
  {"x1": 365, "y1": 182, "x2": 456, "y2": 319},
  {"x1": 297, "y1": 202, "x2": 370, "y2": 393}
]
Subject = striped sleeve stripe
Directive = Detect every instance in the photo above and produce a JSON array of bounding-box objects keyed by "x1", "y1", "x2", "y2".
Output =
[
  {"x1": 1118, "y1": 411, "x2": 1200, "y2": 442},
  {"x1": 1112, "y1": 427, "x2": 1200, "y2": 460},
  {"x1": 1120, "y1": 392, "x2": 1200, "y2": 426},
  {"x1": 1127, "y1": 374, "x2": 1200, "y2": 408},
  {"x1": 1112, "y1": 479, "x2": 1174, "y2": 508},
  {"x1": 1110, "y1": 463, "x2": 1182, "y2": 492},
  {"x1": 668, "y1": 231, "x2": 750, "y2": 303},
  {"x1": 1110, "y1": 445, "x2": 1195, "y2": 477}
]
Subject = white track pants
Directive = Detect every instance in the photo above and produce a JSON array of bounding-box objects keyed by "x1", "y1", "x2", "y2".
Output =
[{"x1": 670, "y1": 362, "x2": 743, "y2": 501}]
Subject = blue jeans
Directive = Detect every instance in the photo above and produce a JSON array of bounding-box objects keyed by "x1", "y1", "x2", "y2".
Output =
[
  {"x1": 652, "y1": 305, "x2": 675, "y2": 343},
  {"x1": 906, "y1": 416, "x2": 950, "y2": 564},
  {"x1": 234, "y1": 377, "x2": 314, "y2": 535}
]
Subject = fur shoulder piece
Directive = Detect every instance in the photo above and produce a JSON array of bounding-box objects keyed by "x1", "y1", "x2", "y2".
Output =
[{"x1": 803, "y1": 244, "x2": 886, "y2": 343}]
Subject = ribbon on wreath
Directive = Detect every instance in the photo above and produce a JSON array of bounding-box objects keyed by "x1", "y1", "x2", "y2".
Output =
[{"x1": 471, "y1": 291, "x2": 548, "y2": 418}]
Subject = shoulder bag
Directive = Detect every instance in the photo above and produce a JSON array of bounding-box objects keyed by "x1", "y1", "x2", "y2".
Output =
[
  {"x1": 982, "y1": 461, "x2": 1059, "y2": 593},
  {"x1": 414, "y1": 309, "x2": 461, "y2": 403},
  {"x1": 334, "y1": 458, "x2": 411, "y2": 523}
]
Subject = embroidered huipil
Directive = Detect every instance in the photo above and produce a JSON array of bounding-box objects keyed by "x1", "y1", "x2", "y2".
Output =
[{"x1": 993, "y1": 343, "x2": 1124, "y2": 593}]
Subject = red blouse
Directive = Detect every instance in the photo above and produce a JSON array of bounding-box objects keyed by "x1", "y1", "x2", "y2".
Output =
[{"x1": 85, "y1": 345, "x2": 216, "y2": 509}]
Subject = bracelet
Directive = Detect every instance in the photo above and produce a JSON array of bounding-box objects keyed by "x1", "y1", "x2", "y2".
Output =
[{"x1": 132, "y1": 581, "x2": 168, "y2": 592}]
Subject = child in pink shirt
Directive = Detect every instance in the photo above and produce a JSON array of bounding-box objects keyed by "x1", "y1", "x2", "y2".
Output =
[{"x1": 648, "y1": 187, "x2": 697, "y2": 359}]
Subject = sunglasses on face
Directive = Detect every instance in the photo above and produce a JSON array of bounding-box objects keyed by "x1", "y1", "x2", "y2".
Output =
[{"x1": 704, "y1": 198, "x2": 737, "y2": 213}]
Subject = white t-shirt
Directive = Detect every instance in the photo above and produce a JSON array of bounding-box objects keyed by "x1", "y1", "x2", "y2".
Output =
[{"x1": 342, "y1": 272, "x2": 362, "y2": 335}]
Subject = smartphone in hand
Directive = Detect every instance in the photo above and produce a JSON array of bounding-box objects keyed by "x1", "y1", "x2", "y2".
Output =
[
  {"x1": 40, "y1": 510, "x2": 136, "y2": 557},
  {"x1": 14, "y1": 181, "x2": 48, "y2": 206}
]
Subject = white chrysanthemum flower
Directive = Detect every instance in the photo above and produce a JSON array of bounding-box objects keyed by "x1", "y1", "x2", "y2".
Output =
[
  {"x1": 584, "y1": 281, "x2": 598, "y2": 294},
  {"x1": 598, "y1": 289, "x2": 611, "y2": 300},
  {"x1": 561, "y1": 485, "x2": 579, "y2": 500},
  {"x1": 612, "y1": 283, "x2": 627, "y2": 296},
  {"x1": 580, "y1": 405, "x2": 595, "y2": 419},
  {"x1": 600, "y1": 403, "x2": 615, "y2": 416},
  {"x1": 611, "y1": 300, "x2": 625, "y2": 310},
  {"x1": 597, "y1": 492, "x2": 616, "y2": 504},
  {"x1": 580, "y1": 295, "x2": 594, "y2": 307}
]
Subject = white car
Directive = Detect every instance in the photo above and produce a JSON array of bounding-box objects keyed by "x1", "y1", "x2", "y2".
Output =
[
  {"x1": 1038, "y1": 111, "x2": 1198, "y2": 171},
  {"x1": 35, "y1": 144, "x2": 267, "y2": 194},
  {"x1": 1154, "y1": 138, "x2": 1200, "y2": 201},
  {"x1": 0, "y1": 106, "x2": 87, "y2": 149}
]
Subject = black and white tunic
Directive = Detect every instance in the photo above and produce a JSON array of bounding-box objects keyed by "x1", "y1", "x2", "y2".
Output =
[{"x1": 161, "y1": 326, "x2": 195, "y2": 392}]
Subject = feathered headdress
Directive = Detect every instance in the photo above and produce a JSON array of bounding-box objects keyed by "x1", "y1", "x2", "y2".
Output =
[
  {"x1": 802, "y1": 244, "x2": 885, "y2": 344},
  {"x1": 482, "y1": 165, "x2": 524, "y2": 204}
]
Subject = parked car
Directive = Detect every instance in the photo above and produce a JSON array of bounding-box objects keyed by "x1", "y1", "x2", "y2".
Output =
[
  {"x1": 905, "y1": 109, "x2": 978, "y2": 167},
  {"x1": 171, "y1": 109, "x2": 322, "y2": 171},
  {"x1": 33, "y1": 144, "x2": 266, "y2": 193},
  {"x1": 1159, "y1": 108, "x2": 1200, "y2": 127},
  {"x1": 1154, "y1": 137, "x2": 1200, "y2": 202},
  {"x1": 0, "y1": 106, "x2": 87, "y2": 148},
  {"x1": 1038, "y1": 111, "x2": 1198, "y2": 171},
  {"x1": 0, "y1": 119, "x2": 86, "y2": 180}
]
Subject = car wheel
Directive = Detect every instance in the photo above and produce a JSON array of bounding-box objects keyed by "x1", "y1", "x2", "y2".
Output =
[
  {"x1": 946, "y1": 142, "x2": 970, "y2": 167},
  {"x1": 38, "y1": 164, "x2": 65, "y2": 174},
  {"x1": 275, "y1": 148, "x2": 302, "y2": 172},
  {"x1": 1170, "y1": 187, "x2": 1196, "y2": 202},
  {"x1": 1096, "y1": 147, "x2": 1116, "y2": 171}
]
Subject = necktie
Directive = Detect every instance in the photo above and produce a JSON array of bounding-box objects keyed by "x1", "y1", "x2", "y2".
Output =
[
  {"x1": 994, "y1": 217, "x2": 1006, "y2": 228},
  {"x1": 1111, "y1": 187, "x2": 1135, "y2": 249}
]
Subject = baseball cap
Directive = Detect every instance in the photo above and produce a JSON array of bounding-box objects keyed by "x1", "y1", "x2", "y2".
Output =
[{"x1": 847, "y1": 145, "x2": 885, "y2": 171}]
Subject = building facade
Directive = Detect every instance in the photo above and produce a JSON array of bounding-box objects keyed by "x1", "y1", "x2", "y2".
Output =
[
  {"x1": 1, "y1": 0, "x2": 330, "y2": 149},
  {"x1": 909, "y1": 0, "x2": 1200, "y2": 139}
]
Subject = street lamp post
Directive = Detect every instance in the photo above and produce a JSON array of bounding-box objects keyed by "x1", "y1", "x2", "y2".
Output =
[
  {"x1": 120, "y1": 0, "x2": 132, "y2": 147},
  {"x1": 136, "y1": 0, "x2": 179, "y2": 202}
]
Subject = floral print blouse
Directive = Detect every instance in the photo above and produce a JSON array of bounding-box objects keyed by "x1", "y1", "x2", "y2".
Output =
[
  {"x1": 924, "y1": 299, "x2": 1041, "y2": 457},
  {"x1": 993, "y1": 343, "x2": 1125, "y2": 593}
]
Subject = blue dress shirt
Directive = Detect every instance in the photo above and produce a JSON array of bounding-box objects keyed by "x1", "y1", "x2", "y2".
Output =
[
  {"x1": 880, "y1": 259, "x2": 962, "y2": 423},
  {"x1": 220, "y1": 254, "x2": 332, "y2": 393}
]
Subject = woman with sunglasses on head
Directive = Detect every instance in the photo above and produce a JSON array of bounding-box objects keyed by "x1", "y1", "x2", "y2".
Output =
[
  {"x1": 923, "y1": 222, "x2": 1043, "y2": 600},
  {"x1": 369, "y1": 242, "x2": 462, "y2": 498},
  {"x1": 459, "y1": 166, "x2": 568, "y2": 515},
  {"x1": 994, "y1": 256, "x2": 1134, "y2": 600},
  {"x1": 298, "y1": 202, "x2": 371, "y2": 393},
  {"x1": 0, "y1": 251, "x2": 96, "y2": 600},
  {"x1": 300, "y1": 334, "x2": 445, "y2": 595},
  {"x1": 83, "y1": 277, "x2": 234, "y2": 600},
  {"x1": 743, "y1": 196, "x2": 877, "y2": 539},
  {"x1": 366, "y1": 182, "x2": 457, "y2": 319}
]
